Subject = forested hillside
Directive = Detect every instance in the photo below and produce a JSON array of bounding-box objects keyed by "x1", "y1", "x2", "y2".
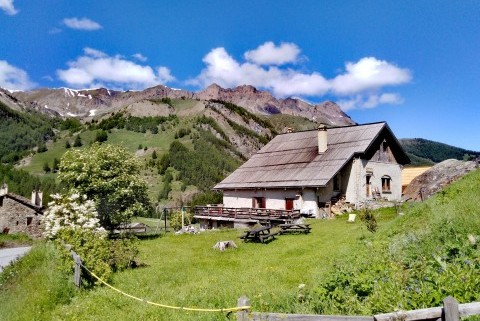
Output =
[
  {"x1": 400, "y1": 138, "x2": 479, "y2": 165},
  {"x1": 0, "y1": 164, "x2": 58, "y2": 203},
  {"x1": 5, "y1": 98, "x2": 279, "y2": 207},
  {"x1": 0, "y1": 101, "x2": 56, "y2": 163}
]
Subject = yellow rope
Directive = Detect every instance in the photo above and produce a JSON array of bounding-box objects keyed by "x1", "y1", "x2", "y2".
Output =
[{"x1": 80, "y1": 264, "x2": 251, "y2": 313}]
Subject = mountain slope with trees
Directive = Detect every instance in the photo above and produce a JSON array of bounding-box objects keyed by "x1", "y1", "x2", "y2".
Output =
[{"x1": 400, "y1": 138, "x2": 480, "y2": 165}]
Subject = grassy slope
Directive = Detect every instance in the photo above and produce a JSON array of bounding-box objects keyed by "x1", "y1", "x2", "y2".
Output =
[
  {"x1": 267, "y1": 113, "x2": 318, "y2": 132},
  {"x1": 0, "y1": 243, "x2": 75, "y2": 321},
  {"x1": 1, "y1": 169, "x2": 479, "y2": 320},
  {"x1": 46, "y1": 212, "x2": 395, "y2": 320}
]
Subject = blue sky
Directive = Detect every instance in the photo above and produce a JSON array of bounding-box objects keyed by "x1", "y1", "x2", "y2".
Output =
[{"x1": 1, "y1": 1, "x2": 479, "y2": 150}]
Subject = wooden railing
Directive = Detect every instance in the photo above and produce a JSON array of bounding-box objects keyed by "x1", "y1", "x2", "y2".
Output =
[
  {"x1": 194, "y1": 206, "x2": 301, "y2": 222},
  {"x1": 237, "y1": 296, "x2": 480, "y2": 321}
]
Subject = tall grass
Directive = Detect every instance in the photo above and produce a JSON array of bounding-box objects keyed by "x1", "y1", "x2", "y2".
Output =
[{"x1": 0, "y1": 243, "x2": 75, "y2": 321}]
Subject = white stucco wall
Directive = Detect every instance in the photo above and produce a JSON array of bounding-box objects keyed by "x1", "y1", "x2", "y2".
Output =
[
  {"x1": 345, "y1": 158, "x2": 402, "y2": 203},
  {"x1": 223, "y1": 188, "x2": 320, "y2": 216}
]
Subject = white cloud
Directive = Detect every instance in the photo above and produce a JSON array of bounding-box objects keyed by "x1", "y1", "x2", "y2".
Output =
[
  {"x1": 191, "y1": 42, "x2": 412, "y2": 110},
  {"x1": 337, "y1": 93, "x2": 405, "y2": 111},
  {"x1": 157, "y1": 66, "x2": 175, "y2": 83},
  {"x1": 132, "y1": 53, "x2": 148, "y2": 62},
  {"x1": 0, "y1": 0, "x2": 18, "y2": 15},
  {"x1": 331, "y1": 57, "x2": 411, "y2": 95},
  {"x1": 57, "y1": 48, "x2": 174, "y2": 89},
  {"x1": 0, "y1": 60, "x2": 36, "y2": 90},
  {"x1": 244, "y1": 42, "x2": 301, "y2": 65},
  {"x1": 191, "y1": 47, "x2": 329, "y2": 97},
  {"x1": 63, "y1": 17, "x2": 102, "y2": 31},
  {"x1": 83, "y1": 47, "x2": 107, "y2": 58}
]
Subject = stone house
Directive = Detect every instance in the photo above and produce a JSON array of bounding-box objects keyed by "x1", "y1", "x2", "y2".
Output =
[
  {"x1": 212, "y1": 122, "x2": 410, "y2": 219},
  {"x1": 0, "y1": 184, "x2": 44, "y2": 238}
]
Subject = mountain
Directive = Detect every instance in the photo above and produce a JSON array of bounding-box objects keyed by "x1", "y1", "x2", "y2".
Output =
[
  {"x1": 9, "y1": 84, "x2": 355, "y2": 126},
  {"x1": 400, "y1": 138, "x2": 480, "y2": 166}
]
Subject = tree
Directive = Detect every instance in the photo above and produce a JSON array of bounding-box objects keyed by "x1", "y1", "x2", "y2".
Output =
[
  {"x1": 58, "y1": 143, "x2": 150, "y2": 230},
  {"x1": 43, "y1": 162, "x2": 51, "y2": 173},
  {"x1": 95, "y1": 130, "x2": 108, "y2": 143},
  {"x1": 65, "y1": 140, "x2": 71, "y2": 149},
  {"x1": 73, "y1": 135, "x2": 82, "y2": 147},
  {"x1": 52, "y1": 158, "x2": 60, "y2": 173}
]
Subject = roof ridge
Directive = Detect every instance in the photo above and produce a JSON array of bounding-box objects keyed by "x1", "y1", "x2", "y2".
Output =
[{"x1": 275, "y1": 121, "x2": 386, "y2": 135}]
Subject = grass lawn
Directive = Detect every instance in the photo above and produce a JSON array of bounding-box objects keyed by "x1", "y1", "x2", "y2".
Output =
[{"x1": 46, "y1": 212, "x2": 395, "y2": 320}]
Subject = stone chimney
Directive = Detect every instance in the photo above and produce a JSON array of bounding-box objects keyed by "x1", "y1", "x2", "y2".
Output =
[
  {"x1": 317, "y1": 124, "x2": 328, "y2": 153},
  {"x1": 31, "y1": 190, "x2": 43, "y2": 207},
  {"x1": 0, "y1": 183, "x2": 7, "y2": 197}
]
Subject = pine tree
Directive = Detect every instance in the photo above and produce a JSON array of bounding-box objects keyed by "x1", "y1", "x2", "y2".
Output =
[{"x1": 73, "y1": 135, "x2": 82, "y2": 147}]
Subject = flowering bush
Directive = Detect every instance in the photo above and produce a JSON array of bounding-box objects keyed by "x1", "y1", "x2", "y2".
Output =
[
  {"x1": 43, "y1": 193, "x2": 106, "y2": 239},
  {"x1": 43, "y1": 193, "x2": 111, "y2": 283}
]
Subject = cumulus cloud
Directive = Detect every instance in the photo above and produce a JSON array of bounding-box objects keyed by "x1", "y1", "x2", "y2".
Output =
[
  {"x1": 0, "y1": 0, "x2": 18, "y2": 15},
  {"x1": 191, "y1": 47, "x2": 329, "y2": 97},
  {"x1": 191, "y1": 42, "x2": 412, "y2": 109},
  {"x1": 0, "y1": 60, "x2": 36, "y2": 90},
  {"x1": 63, "y1": 17, "x2": 102, "y2": 31},
  {"x1": 331, "y1": 57, "x2": 411, "y2": 95},
  {"x1": 57, "y1": 48, "x2": 174, "y2": 89},
  {"x1": 244, "y1": 42, "x2": 301, "y2": 65},
  {"x1": 132, "y1": 53, "x2": 148, "y2": 62}
]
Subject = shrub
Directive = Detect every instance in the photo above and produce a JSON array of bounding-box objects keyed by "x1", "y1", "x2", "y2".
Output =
[
  {"x1": 95, "y1": 130, "x2": 108, "y2": 143},
  {"x1": 108, "y1": 234, "x2": 139, "y2": 270},
  {"x1": 169, "y1": 210, "x2": 193, "y2": 231}
]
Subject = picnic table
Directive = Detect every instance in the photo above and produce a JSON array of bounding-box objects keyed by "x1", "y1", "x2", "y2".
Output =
[
  {"x1": 278, "y1": 223, "x2": 311, "y2": 234},
  {"x1": 240, "y1": 225, "x2": 278, "y2": 243}
]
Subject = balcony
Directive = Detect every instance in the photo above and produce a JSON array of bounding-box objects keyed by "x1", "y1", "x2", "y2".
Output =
[{"x1": 194, "y1": 205, "x2": 301, "y2": 225}]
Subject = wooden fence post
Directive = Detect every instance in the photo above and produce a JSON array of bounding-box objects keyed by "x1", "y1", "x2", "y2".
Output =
[
  {"x1": 237, "y1": 295, "x2": 250, "y2": 321},
  {"x1": 443, "y1": 296, "x2": 460, "y2": 321},
  {"x1": 72, "y1": 251, "x2": 82, "y2": 288}
]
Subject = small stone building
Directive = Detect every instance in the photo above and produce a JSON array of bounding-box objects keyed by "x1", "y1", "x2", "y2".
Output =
[{"x1": 0, "y1": 184, "x2": 44, "y2": 238}]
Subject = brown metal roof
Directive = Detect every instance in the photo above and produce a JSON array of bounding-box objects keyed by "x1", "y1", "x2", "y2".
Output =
[{"x1": 215, "y1": 122, "x2": 409, "y2": 190}]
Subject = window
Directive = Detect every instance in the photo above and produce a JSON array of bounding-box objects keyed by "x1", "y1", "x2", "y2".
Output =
[
  {"x1": 27, "y1": 217, "x2": 33, "y2": 226},
  {"x1": 285, "y1": 198, "x2": 294, "y2": 210},
  {"x1": 381, "y1": 176, "x2": 391, "y2": 193},
  {"x1": 252, "y1": 197, "x2": 266, "y2": 208}
]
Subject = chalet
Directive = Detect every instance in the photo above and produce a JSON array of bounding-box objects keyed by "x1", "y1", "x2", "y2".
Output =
[
  {"x1": 0, "y1": 184, "x2": 44, "y2": 238},
  {"x1": 195, "y1": 122, "x2": 410, "y2": 228}
]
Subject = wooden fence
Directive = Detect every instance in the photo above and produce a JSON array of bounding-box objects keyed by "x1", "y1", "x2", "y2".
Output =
[{"x1": 236, "y1": 296, "x2": 480, "y2": 321}]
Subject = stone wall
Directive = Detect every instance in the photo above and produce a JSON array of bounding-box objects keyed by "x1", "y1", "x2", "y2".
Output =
[{"x1": 0, "y1": 195, "x2": 43, "y2": 238}]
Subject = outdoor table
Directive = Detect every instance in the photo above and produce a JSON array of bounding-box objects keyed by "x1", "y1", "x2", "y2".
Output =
[
  {"x1": 278, "y1": 223, "x2": 311, "y2": 234},
  {"x1": 240, "y1": 225, "x2": 278, "y2": 243}
]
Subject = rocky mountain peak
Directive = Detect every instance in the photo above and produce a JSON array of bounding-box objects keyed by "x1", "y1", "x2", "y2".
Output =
[{"x1": 8, "y1": 83, "x2": 355, "y2": 126}]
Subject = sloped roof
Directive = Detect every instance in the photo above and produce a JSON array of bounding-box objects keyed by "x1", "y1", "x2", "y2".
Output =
[
  {"x1": 4, "y1": 193, "x2": 44, "y2": 213},
  {"x1": 215, "y1": 122, "x2": 409, "y2": 190}
]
